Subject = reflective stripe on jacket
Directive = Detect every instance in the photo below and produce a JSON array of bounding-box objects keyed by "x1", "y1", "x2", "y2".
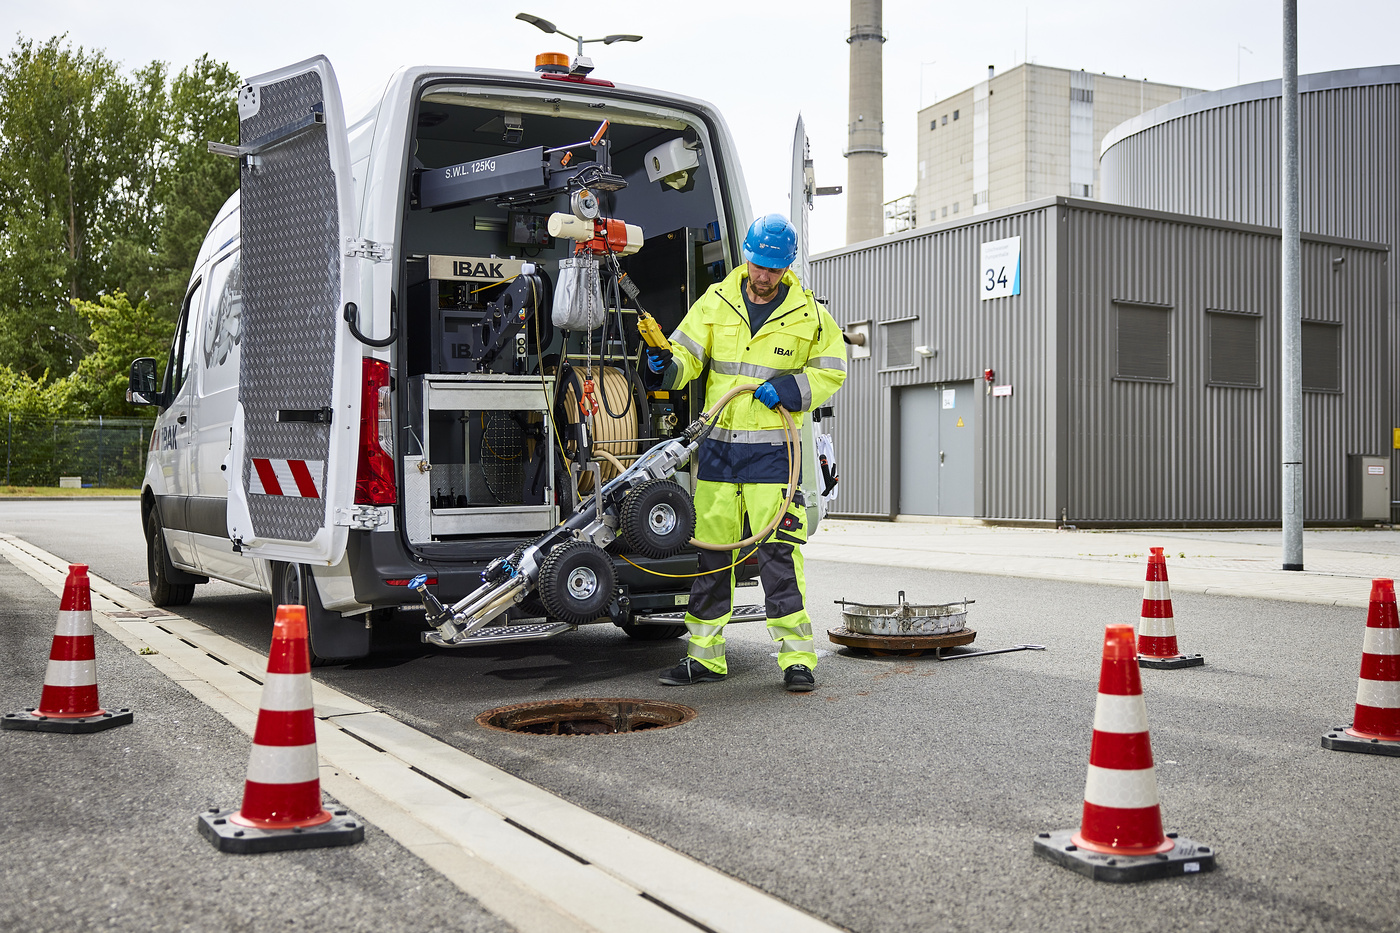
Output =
[{"x1": 665, "y1": 266, "x2": 847, "y2": 483}]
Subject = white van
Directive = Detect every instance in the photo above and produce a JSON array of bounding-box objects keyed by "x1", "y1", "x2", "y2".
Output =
[{"x1": 128, "y1": 54, "x2": 829, "y2": 662}]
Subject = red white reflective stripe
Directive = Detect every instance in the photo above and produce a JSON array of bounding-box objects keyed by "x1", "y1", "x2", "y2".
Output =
[
  {"x1": 257, "y1": 673, "x2": 316, "y2": 712},
  {"x1": 245, "y1": 743, "x2": 321, "y2": 784},
  {"x1": 43, "y1": 659, "x2": 97, "y2": 687},
  {"x1": 52, "y1": 610, "x2": 93, "y2": 638},
  {"x1": 1084, "y1": 763, "x2": 1161, "y2": 809},
  {"x1": 250, "y1": 459, "x2": 324, "y2": 498},
  {"x1": 1363, "y1": 627, "x2": 1400, "y2": 656},
  {"x1": 1092, "y1": 693, "x2": 1150, "y2": 734},
  {"x1": 1142, "y1": 580, "x2": 1171, "y2": 601}
]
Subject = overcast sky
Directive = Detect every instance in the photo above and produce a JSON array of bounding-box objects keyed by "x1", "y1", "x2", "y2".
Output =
[{"x1": 4, "y1": 0, "x2": 1397, "y2": 254}]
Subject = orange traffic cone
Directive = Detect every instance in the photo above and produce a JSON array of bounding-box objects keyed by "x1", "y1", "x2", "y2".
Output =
[
  {"x1": 1322, "y1": 578, "x2": 1400, "y2": 757},
  {"x1": 198, "y1": 605, "x2": 363, "y2": 853},
  {"x1": 3, "y1": 564, "x2": 132, "y2": 734},
  {"x1": 1034, "y1": 623, "x2": 1216, "y2": 881},
  {"x1": 1137, "y1": 548, "x2": 1204, "y2": 669}
]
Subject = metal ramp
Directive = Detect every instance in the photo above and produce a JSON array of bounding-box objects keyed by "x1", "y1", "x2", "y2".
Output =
[
  {"x1": 633, "y1": 604, "x2": 766, "y2": 625},
  {"x1": 423, "y1": 620, "x2": 573, "y2": 648}
]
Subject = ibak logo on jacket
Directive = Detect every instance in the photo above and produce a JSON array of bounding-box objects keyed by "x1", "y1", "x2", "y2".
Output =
[{"x1": 663, "y1": 266, "x2": 848, "y2": 484}]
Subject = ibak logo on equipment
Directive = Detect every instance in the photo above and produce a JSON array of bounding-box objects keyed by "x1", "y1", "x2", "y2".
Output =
[
  {"x1": 773, "y1": 347, "x2": 794, "y2": 357},
  {"x1": 428, "y1": 254, "x2": 527, "y2": 283}
]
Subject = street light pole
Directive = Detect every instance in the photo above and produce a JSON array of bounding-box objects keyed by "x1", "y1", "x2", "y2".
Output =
[{"x1": 515, "y1": 12, "x2": 642, "y2": 61}]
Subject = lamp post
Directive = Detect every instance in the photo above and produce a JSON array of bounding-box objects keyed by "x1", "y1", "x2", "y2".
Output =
[{"x1": 515, "y1": 12, "x2": 642, "y2": 60}]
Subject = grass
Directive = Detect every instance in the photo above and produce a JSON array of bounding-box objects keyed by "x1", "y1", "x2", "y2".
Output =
[{"x1": 0, "y1": 485, "x2": 140, "y2": 497}]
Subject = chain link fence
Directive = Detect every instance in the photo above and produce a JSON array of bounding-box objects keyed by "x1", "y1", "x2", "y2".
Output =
[{"x1": 3, "y1": 415, "x2": 151, "y2": 489}]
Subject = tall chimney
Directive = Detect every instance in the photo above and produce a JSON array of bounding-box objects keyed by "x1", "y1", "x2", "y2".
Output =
[{"x1": 845, "y1": 0, "x2": 886, "y2": 244}]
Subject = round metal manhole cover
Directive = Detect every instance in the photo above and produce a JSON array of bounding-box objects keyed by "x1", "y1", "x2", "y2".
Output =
[{"x1": 476, "y1": 698, "x2": 697, "y2": 736}]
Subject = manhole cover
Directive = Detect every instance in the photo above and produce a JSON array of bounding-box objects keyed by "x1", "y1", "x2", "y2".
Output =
[{"x1": 477, "y1": 698, "x2": 697, "y2": 736}]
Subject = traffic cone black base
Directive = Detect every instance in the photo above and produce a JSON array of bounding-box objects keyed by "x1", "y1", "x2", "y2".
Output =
[
  {"x1": 1321, "y1": 725, "x2": 1400, "y2": 758},
  {"x1": 198, "y1": 806, "x2": 365, "y2": 854},
  {"x1": 1034, "y1": 830, "x2": 1217, "y2": 883},
  {"x1": 1138, "y1": 653, "x2": 1204, "y2": 670},
  {"x1": 2, "y1": 707, "x2": 133, "y2": 733}
]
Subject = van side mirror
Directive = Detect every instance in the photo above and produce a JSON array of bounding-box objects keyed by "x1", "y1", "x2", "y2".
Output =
[{"x1": 127, "y1": 358, "x2": 164, "y2": 407}]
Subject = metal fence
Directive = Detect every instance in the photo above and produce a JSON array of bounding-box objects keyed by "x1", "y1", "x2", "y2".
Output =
[{"x1": 2, "y1": 415, "x2": 151, "y2": 489}]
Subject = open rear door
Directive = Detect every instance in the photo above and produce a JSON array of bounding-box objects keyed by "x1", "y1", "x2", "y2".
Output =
[
  {"x1": 789, "y1": 115, "x2": 824, "y2": 523},
  {"x1": 226, "y1": 56, "x2": 361, "y2": 565}
]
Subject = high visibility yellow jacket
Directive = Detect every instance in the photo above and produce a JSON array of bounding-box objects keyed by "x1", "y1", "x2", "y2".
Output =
[{"x1": 663, "y1": 266, "x2": 847, "y2": 483}]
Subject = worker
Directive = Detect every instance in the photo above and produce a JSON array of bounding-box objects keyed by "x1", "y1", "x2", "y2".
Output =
[{"x1": 643, "y1": 213, "x2": 847, "y2": 691}]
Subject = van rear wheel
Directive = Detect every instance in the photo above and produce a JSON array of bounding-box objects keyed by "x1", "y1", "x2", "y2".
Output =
[
  {"x1": 272, "y1": 562, "x2": 371, "y2": 665},
  {"x1": 146, "y1": 511, "x2": 195, "y2": 607}
]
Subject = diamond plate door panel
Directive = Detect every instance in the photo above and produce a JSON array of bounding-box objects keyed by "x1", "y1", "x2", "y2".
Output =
[{"x1": 235, "y1": 61, "x2": 357, "y2": 553}]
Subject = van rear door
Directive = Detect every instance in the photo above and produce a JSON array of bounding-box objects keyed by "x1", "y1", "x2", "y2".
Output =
[{"x1": 225, "y1": 56, "x2": 361, "y2": 565}]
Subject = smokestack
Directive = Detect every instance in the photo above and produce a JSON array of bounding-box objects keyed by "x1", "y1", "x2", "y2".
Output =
[{"x1": 845, "y1": 0, "x2": 886, "y2": 244}]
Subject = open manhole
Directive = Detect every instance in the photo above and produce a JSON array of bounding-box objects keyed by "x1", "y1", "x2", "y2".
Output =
[{"x1": 477, "y1": 698, "x2": 697, "y2": 736}]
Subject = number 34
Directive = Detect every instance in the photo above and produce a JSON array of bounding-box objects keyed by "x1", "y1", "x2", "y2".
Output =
[{"x1": 984, "y1": 266, "x2": 1008, "y2": 291}]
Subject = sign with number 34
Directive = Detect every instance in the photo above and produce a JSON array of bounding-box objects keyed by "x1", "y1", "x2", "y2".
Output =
[{"x1": 979, "y1": 236, "x2": 1021, "y2": 301}]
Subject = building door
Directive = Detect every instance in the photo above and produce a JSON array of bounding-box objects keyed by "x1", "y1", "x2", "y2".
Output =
[{"x1": 898, "y1": 382, "x2": 976, "y2": 516}]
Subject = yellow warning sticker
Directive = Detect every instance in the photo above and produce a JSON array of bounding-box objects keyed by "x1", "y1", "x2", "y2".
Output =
[
  {"x1": 1393, "y1": 428, "x2": 1400, "y2": 449},
  {"x1": 956, "y1": 417, "x2": 964, "y2": 427}
]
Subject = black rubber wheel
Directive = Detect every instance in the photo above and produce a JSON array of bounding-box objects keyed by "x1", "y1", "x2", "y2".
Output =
[
  {"x1": 615, "y1": 617, "x2": 688, "y2": 640},
  {"x1": 272, "y1": 562, "x2": 371, "y2": 665},
  {"x1": 538, "y1": 540, "x2": 616, "y2": 626},
  {"x1": 619, "y1": 479, "x2": 695, "y2": 559},
  {"x1": 146, "y1": 510, "x2": 195, "y2": 606}
]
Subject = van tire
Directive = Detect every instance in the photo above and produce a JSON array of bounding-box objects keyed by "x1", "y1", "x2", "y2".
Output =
[
  {"x1": 271, "y1": 562, "x2": 371, "y2": 665},
  {"x1": 146, "y1": 511, "x2": 195, "y2": 606},
  {"x1": 615, "y1": 618, "x2": 688, "y2": 640}
]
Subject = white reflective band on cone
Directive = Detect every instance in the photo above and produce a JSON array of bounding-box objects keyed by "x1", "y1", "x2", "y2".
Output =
[
  {"x1": 1138, "y1": 617, "x2": 1176, "y2": 637},
  {"x1": 1362, "y1": 627, "x2": 1400, "y2": 656},
  {"x1": 257, "y1": 672, "x2": 315, "y2": 712},
  {"x1": 1092, "y1": 692, "x2": 1151, "y2": 734},
  {"x1": 52, "y1": 610, "x2": 93, "y2": 637},
  {"x1": 43, "y1": 659, "x2": 96, "y2": 687},
  {"x1": 1141, "y1": 581, "x2": 1171, "y2": 600},
  {"x1": 1083, "y1": 764, "x2": 1160, "y2": 810},
  {"x1": 1356, "y1": 679, "x2": 1400, "y2": 710},
  {"x1": 245, "y1": 743, "x2": 320, "y2": 784}
]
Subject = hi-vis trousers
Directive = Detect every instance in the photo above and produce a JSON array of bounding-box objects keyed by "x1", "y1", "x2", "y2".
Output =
[{"x1": 683, "y1": 480, "x2": 816, "y2": 675}]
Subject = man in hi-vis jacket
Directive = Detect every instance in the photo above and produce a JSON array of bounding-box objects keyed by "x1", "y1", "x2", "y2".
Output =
[{"x1": 643, "y1": 213, "x2": 847, "y2": 691}]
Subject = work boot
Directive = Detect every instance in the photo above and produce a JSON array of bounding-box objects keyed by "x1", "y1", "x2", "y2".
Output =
[
  {"x1": 659, "y1": 657, "x2": 725, "y2": 686},
  {"x1": 783, "y1": 664, "x2": 816, "y2": 692}
]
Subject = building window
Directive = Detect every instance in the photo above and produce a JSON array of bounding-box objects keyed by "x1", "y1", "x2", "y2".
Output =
[
  {"x1": 1302, "y1": 321, "x2": 1341, "y2": 391},
  {"x1": 941, "y1": 115, "x2": 947, "y2": 125},
  {"x1": 1070, "y1": 87, "x2": 1095, "y2": 103},
  {"x1": 1115, "y1": 303, "x2": 1171, "y2": 382},
  {"x1": 930, "y1": 120, "x2": 936, "y2": 131},
  {"x1": 972, "y1": 190, "x2": 989, "y2": 207},
  {"x1": 953, "y1": 109, "x2": 960, "y2": 120},
  {"x1": 1207, "y1": 311, "x2": 1260, "y2": 387},
  {"x1": 881, "y1": 319, "x2": 915, "y2": 369},
  {"x1": 953, "y1": 202, "x2": 959, "y2": 213},
  {"x1": 941, "y1": 206, "x2": 948, "y2": 217}
]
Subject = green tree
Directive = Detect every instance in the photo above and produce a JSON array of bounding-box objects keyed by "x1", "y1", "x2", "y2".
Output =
[
  {"x1": 69, "y1": 290, "x2": 173, "y2": 416},
  {"x1": 0, "y1": 36, "x2": 238, "y2": 393}
]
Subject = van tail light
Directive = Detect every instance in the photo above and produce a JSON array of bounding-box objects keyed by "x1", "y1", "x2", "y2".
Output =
[{"x1": 355, "y1": 357, "x2": 396, "y2": 505}]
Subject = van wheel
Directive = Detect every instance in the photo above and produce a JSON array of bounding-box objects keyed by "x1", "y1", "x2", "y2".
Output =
[
  {"x1": 146, "y1": 511, "x2": 195, "y2": 606},
  {"x1": 272, "y1": 562, "x2": 371, "y2": 665},
  {"x1": 538, "y1": 541, "x2": 615, "y2": 626},
  {"x1": 615, "y1": 618, "x2": 688, "y2": 640}
]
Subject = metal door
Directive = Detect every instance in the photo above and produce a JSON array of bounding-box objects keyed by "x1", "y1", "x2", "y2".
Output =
[
  {"x1": 224, "y1": 56, "x2": 361, "y2": 564},
  {"x1": 898, "y1": 385, "x2": 942, "y2": 514},
  {"x1": 937, "y1": 382, "x2": 975, "y2": 516}
]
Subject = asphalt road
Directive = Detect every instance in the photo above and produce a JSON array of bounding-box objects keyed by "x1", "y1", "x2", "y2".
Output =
[{"x1": 3, "y1": 500, "x2": 1399, "y2": 933}]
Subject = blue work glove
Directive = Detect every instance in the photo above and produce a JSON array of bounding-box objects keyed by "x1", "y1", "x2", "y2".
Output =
[
  {"x1": 644, "y1": 345, "x2": 673, "y2": 374},
  {"x1": 753, "y1": 381, "x2": 780, "y2": 409}
]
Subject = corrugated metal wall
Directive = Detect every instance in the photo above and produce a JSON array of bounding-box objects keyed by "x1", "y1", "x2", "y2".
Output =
[
  {"x1": 1100, "y1": 69, "x2": 1400, "y2": 516},
  {"x1": 810, "y1": 199, "x2": 1389, "y2": 524},
  {"x1": 810, "y1": 205, "x2": 1055, "y2": 520},
  {"x1": 1062, "y1": 204, "x2": 1388, "y2": 522}
]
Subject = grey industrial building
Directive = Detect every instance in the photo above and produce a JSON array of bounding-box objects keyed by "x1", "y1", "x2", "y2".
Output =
[
  {"x1": 808, "y1": 197, "x2": 1388, "y2": 525},
  {"x1": 1100, "y1": 66, "x2": 1400, "y2": 516}
]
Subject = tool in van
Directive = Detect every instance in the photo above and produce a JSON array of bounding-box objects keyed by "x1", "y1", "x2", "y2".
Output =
[{"x1": 412, "y1": 385, "x2": 800, "y2": 647}]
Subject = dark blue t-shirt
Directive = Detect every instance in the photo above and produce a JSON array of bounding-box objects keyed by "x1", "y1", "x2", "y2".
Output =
[{"x1": 743, "y1": 283, "x2": 789, "y2": 335}]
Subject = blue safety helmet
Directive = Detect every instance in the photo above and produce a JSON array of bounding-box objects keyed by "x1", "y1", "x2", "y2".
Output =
[{"x1": 741, "y1": 213, "x2": 798, "y2": 270}]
